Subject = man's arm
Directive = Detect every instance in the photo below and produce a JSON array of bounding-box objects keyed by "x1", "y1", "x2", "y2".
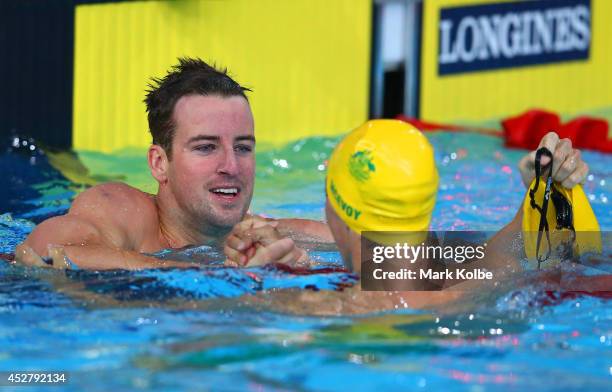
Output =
[
  {"x1": 275, "y1": 218, "x2": 334, "y2": 243},
  {"x1": 223, "y1": 215, "x2": 333, "y2": 267},
  {"x1": 223, "y1": 217, "x2": 312, "y2": 267},
  {"x1": 15, "y1": 242, "x2": 190, "y2": 270},
  {"x1": 442, "y1": 132, "x2": 591, "y2": 286},
  {"x1": 15, "y1": 183, "x2": 193, "y2": 270}
]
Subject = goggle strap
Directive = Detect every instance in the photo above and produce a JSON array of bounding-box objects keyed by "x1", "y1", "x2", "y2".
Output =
[{"x1": 533, "y1": 148, "x2": 554, "y2": 269}]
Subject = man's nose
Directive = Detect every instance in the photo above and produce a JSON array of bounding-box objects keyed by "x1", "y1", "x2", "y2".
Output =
[{"x1": 217, "y1": 148, "x2": 239, "y2": 175}]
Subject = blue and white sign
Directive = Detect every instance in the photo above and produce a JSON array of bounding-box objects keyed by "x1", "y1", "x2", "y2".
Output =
[{"x1": 438, "y1": 0, "x2": 591, "y2": 75}]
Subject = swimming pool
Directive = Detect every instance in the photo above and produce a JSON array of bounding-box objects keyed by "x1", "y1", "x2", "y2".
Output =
[{"x1": 1, "y1": 132, "x2": 610, "y2": 391}]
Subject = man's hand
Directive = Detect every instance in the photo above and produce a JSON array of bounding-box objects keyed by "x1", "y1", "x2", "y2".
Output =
[
  {"x1": 224, "y1": 216, "x2": 309, "y2": 267},
  {"x1": 14, "y1": 244, "x2": 76, "y2": 269},
  {"x1": 518, "y1": 132, "x2": 589, "y2": 189}
]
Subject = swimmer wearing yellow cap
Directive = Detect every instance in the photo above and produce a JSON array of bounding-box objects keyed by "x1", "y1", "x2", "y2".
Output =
[
  {"x1": 324, "y1": 119, "x2": 599, "y2": 273},
  {"x1": 323, "y1": 119, "x2": 516, "y2": 281},
  {"x1": 325, "y1": 119, "x2": 438, "y2": 272}
]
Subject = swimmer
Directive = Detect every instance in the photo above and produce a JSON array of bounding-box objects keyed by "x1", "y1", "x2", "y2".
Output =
[
  {"x1": 226, "y1": 120, "x2": 596, "y2": 311},
  {"x1": 14, "y1": 58, "x2": 331, "y2": 270}
]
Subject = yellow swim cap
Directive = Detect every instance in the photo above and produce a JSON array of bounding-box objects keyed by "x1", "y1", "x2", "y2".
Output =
[
  {"x1": 522, "y1": 179, "x2": 601, "y2": 267},
  {"x1": 326, "y1": 119, "x2": 439, "y2": 243}
]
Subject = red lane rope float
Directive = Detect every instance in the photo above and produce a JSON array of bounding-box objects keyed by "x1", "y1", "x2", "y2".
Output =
[
  {"x1": 397, "y1": 109, "x2": 612, "y2": 154},
  {"x1": 0, "y1": 253, "x2": 15, "y2": 262},
  {"x1": 502, "y1": 108, "x2": 560, "y2": 150}
]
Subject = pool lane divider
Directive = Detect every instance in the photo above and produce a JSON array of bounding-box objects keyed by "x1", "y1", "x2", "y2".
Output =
[{"x1": 397, "y1": 109, "x2": 612, "y2": 153}]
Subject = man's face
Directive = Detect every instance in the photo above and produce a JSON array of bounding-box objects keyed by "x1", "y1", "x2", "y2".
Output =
[{"x1": 167, "y1": 94, "x2": 255, "y2": 233}]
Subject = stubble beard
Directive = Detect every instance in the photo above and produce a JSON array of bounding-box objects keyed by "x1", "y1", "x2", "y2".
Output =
[{"x1": 195, "y1": 193, "x2": 251, "y2": 236}]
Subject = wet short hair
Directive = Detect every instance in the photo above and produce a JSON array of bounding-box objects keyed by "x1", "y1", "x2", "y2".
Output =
[{"x1": 144, "y1": 57, "x2": 251, "y2": 158}]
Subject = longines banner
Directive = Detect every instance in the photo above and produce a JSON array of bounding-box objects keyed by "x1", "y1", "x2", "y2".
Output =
[{"x1": 438, "y1": 0, "x2": 591, "y2": 75}]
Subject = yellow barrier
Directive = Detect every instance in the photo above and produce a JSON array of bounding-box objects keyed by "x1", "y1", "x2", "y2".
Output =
[
  {"x1": 73, "y1": 0, "x2": 371, "y2": 152},
  {"x1": 420, "y1": 0, "x2": 612, "y2": 124}
]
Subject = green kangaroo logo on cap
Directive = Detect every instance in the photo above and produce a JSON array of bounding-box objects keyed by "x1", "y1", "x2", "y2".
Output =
[{"x1": 348, "y1": 150, "x2": 376, "y2": 182}]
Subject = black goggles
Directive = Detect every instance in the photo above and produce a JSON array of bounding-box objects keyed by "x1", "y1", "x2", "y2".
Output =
[{"x1": 528, "y1": 147, "x2": 576, "y2": 269}]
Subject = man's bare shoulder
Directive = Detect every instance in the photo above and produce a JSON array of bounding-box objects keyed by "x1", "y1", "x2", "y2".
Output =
[
  {"x1": 20, "y1": 183, "x2": 159, "y2": 256},
  {"x1": 70, "y1": 182, "x2": 158, "y2": 229},
  {"x1": 71, "y1": 182, "x2": 152, "y2": 210},
  {"x1": 69, "y1": 182, "x2": 162, "y2": 250}
]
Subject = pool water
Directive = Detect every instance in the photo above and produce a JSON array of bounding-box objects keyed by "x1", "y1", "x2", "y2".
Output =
[{"x1": 0, "y1": 132, "x2": 611, "y2": 391}]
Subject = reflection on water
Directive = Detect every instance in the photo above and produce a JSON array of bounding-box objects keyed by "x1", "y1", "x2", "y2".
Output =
[{"x1": 0, "y1": 132, "x2": 610, "y2": 391}]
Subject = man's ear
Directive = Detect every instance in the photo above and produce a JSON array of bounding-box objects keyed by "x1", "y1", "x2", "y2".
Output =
[
  {"x1": 148, "y1": 145, "x2": 169, "y2": 184},
  {"x1": 347, "y1": 228, "x2": 362, "y2": 273}
]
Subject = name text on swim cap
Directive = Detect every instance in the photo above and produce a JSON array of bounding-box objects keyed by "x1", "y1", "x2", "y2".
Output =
[{"x1": 330, "y1": 181, "x2": 362, "y2": 220}]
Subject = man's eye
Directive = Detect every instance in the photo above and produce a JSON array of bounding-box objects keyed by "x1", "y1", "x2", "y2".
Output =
[
  {"x1": 194, "y1": 144, "x2": 216, "y2": 153},
  {"x1": 235, "y1": 144, "x2": 253, "y2": 154}
]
